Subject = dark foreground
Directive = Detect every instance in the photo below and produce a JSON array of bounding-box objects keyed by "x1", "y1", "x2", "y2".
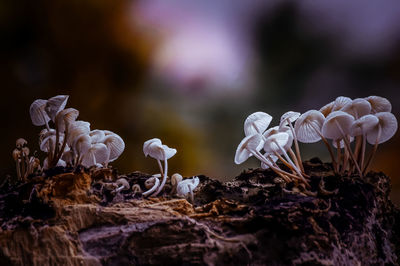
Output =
[{"x1": 0, "y1": 158, "x2": 399, "y2": 265}]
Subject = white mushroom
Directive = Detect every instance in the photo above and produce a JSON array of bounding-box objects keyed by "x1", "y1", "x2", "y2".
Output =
[
  {"x1": 177, "y1": 177, "x2": 200, "y2": 203},
  {"x1": 264, "y1": 132, "x2": 306, "y2": 183},
  {"x1": 322, "y1": 111, "x2": 362, "y2": 176},
  {"x1": 67, "y1": 121, "x2": 91, "y2": 146},
  {"x1": 279, "y1": 111, "x2": 304, "y2": 173},
  {"x1": 114, "y1": 178, "x2": 130, "y2": 193},
  {"x1": 81, "y1": 143, "x2": 109, "y2": 168},
  {"x1": 44, "y1": 95, "x2": 69, "y2": 122},
  {"x1": 73, "y1": 134, "x2": 92, "y2": 165},
  {"x1": 103, "y1": 133, "x2": 125, "y2": 164},
  {"x1": 171, "y1": 173, "x2": 183, "y2": 194},
  {"x1": 30, "y1": 99, "x2": 51, "y2": 130},
  {"x1": 142, "y1": 175, "x2": 160, "y2": 197},
  {"x1": 341, "y1": 98, "x2": 371, "y2": 119},
  {"x1": 295, "y1": 110, "x2": 338, "y2": 172},
  {"x1": 143, "y1": 138, "x2": 177, "y2": 197},
  {"x1": 332, "y1": 96, "x2": 352, "y2": 111},
  {"x1": 234, "y1": 134, "x2": 264, "y2": 165},
  {"x1": 365, "y1": 96, "x2": 392, "y2": 114},
  {"x1": 89, "y1": 130, "x2": 106, "y2": 143},
  {"x1": 363, "y1": 112, "x2": 398, "y2": 173},
  {"x1": 244, "y1": 112, "x2": 272, "y2": 136},
  {"x1": 319, "y1": 101, "x2": 335, "y2": 117}
]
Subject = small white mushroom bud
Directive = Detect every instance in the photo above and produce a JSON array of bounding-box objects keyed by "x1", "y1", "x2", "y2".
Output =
[
  {"x1": 114, "y1": 178, "x2": 130, "y2": 193},
  {"x1": 171, "y1": 173, "x2": 183, "y2": 194},
  {"x1": 177, "y1": 177, "x2": 200, "y2": 203}
]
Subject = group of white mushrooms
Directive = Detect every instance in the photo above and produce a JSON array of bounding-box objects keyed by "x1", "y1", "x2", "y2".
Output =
[
  {"x1": 235, "y1": 95, "x2": 398, "y2": 186},
  {"x1": 142, "y1": 138, "x2": 200, "y2": 201},
  {"x1": 30, "y1": 95, "x2": 125, "y2": 170}
]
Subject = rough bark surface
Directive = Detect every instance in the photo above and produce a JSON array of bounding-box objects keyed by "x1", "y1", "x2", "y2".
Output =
[{"x1": 0, "y1": 159, "x2": 399, "y2": 265}]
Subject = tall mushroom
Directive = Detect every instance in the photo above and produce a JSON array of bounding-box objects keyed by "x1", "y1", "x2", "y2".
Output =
[
  {"x1": 321, "y1": 111, "x2": 362, "y2": 176},
  {"x1": 280, "y1": 111, "x2": 304, "y2": 172},
  {"x1": 350, "y1": 114, "x2": 379, "y2": 169},
  {"x1": 143, "y1": 138, "x2": 177, "y2": 197},
  {"x1": 363, "y1": 112, "x2": 398, "y2": 174},
  {"x1": 294, "y1": 110, "x2": 338, "y2": 172}
]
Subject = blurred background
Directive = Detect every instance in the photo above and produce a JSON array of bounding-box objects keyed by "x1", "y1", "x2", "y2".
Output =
[{"x1": 1, "y1": 0, "x2": 400, "y2": 202}]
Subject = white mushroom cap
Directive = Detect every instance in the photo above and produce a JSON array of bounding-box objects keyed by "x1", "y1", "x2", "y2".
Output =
[
  {"x1": 143, "y1": 138, "x2": 176, "y2": 161},
  {"x1": 262, "y1": 126, "x2": 280, "y2": 139},
  {"x1": 73, "y1": 134, "x2": 92, "y2": 156},
  {"x1": 67, "y1": 121, "x2": 91, "y2": 146},
  {"x1": 116, "y1": 178, "x2": 130, "y2": 190},
  {"x1": 55, "y1": 108, "x2": 79, "y2": 132},
  {"x1": 279, "y1": 111, "x2": 300, "y2": 127},
  {"x1": 234, "y1": 134, "x2": 263, "y2": 164},
  {"x1": 366, "y1": 112, "x2": 398, "y2": 144},
  {"x1": 171, "y1": 173, "x2": 183, "y2": 186},
  {"x1": 322, "y1": 111, "x2": 355, "y2": 140},
  {"x1": 365, "y1": 96, "x2": 392, "y2": 114},
  {"x1": 30, "y1": 99, "x2": 50, "y2": 126},
  {"x1": 332, "y1": 96, "x2": 352, "y2": 111},
  {"x1": 81, "y1": 143, "x2": 109, "y2": 167},
  {"x1": 350, "y1": 114, "x2": 379, "y2": 137},
  {"x1": 145, "y1": 175, "x2": 160, "y2": 189},
  {"x1": 341, "y1": 98, "x2": 371, "y2": 119},
  {"x1": 103, "y1": 133, "x2": 125, "y2": 162},
  {"x1": 143, "y1": 138, "x2": 162, "y2": 157},
  {"x1": 45, "y1": 95, "x2": 69, "y2": 122},
  {"x1": 261, "y1": 153, "x2": 278, "y2": 169},
  {"x1": 177, "y1": 177, "x2": 200, "y2": 197},
  {"x1": 263, "y1": 132, "x2": 289, "y2": 154},
  {"x1": 244, "y1": 112, "x2": 272, "y2": 136},
  {"x1": 319, "y1": 101, "x2": 335, "y2": 117},
  {"x1": 89, "y1": 130, "x2": 106, "y2": 143},
  {"x1": 294, "y1": 110, "x2": 325, "y2": 143}
]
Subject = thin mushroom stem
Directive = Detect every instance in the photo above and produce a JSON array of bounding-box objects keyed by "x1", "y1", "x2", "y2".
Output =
[
  {"x1": 353, "y1": 136, "x2": 362, "y2": 164},
  {"x1": 152, "y1": 157, "x2": 168, "y2": 197},
  {"x1": 188, "y1": 185, "x2": 194, "y2": 203},
  {"x1": 360, "y1": 134, "x2": 367, "y2": 170},
  {"x1": 142, "y1": 177, "x2": 160, "y2": 197},
  {"x1": 52, "y1": 121, "x2": 69, "y2": 167},
  {"x1": 16, "y1": 159, "x2": 21, "y2": 180},
  {"x1": 265, "y1": 155, "x2": 292, "y2": 183},
  {"x1": 334, "y1": 120, "x2": 362, "y2": 177},
  {"x1": 336, "y1": 140, "x2": 342, "y2": 173},
  {"x1": 273, "y1": 151, "x2": 297, "y2": 174},
  {"x1": 276, "y1": 145, "x2": 304, "y2": 179},
  {"x1": 310, "y1": 123, "x2": 338, "y2": 173},
  {"x1": 53, "y1": 118, "x2": 60, "y2": 164},
  {"x1": 157, "y1": 159, "x2": 164, "y2": 176},
  {"x1": 363, "y1": 126, "x2": 382, "y2": 175},
  {"x1": 288, "y1": 123, "x2": 305, "y2": 173},
  {"x1": 253, "y1": 150, "x2": 309, "y2": 187},
  {"x1": 40, "y1": 110, "x2": 50, "y2": 131},
  {"x1": 288, "y1": 148, "x2": 302, "y2": 173},
  {"x1": 341, "y1": 141, "x2": 350, "y2": 175}
]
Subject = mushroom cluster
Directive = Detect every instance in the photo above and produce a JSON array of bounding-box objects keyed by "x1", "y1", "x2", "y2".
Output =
[
  {"x1": 12, "y1": 138, "x2": 40, "y2": 181},
  {"x1": 235, "y1": 96, "x2": 398, "y2": 182},
  {"x1": 142, "y1": 138, "x2": 200, "y2": 201},
  {"x1": 30, "y1": 95, "x2": 125, "y2": 170},
  {"x1": 235, "y1": 111, "x2": 310, "y2": 188}
]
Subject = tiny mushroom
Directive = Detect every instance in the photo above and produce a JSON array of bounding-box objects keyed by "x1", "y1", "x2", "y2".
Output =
[
  {"x1": 30, "y1": 99, "x2": 51, "y2": 130},
  {"x1": 177, "y1": 176, "x2": 200, "y2": 203},
  {"x1": 341, "y1": 98, "x2": 371, "y2": 119},
  {"x1": 103, "y1": 132, "x2": 125, "y2": 165},
  {"x1": 142, "y1": 175, "x2": 160, "y2": 197},
  {"x1": 44, "y1": 95, "x2": 69, "y2": 122},
  {"x1": 81, "y1": 143, "x2": 109, "y2": 168},
  {"x1": 114, "y1": 178, "x2": 130, "y2": 194},
  {"x1": 171, "y1": 173, "x2": 183, "y2": 194}
]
